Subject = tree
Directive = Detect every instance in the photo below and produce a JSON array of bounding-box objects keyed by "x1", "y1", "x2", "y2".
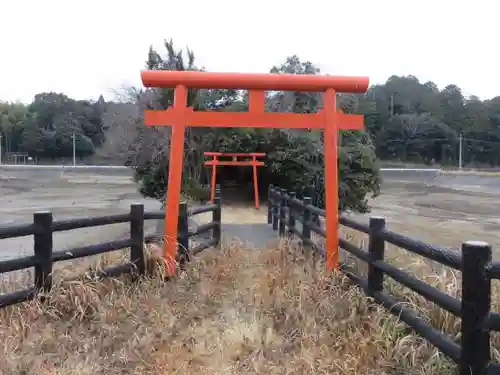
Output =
[
  {"x1": 94, "y1": 91, "x2": 140, "y2": 164},
  {"x1": 377, "y1": 114, "x2": 456, "y2": 163},
  {"x1": 128, "y1": 39, "x2": 242, "y2": 199},
  {"x1": 19, "y1": 93, "x2": 102, "y2": 159},
  {"x1": 256, "y1": 56, "x2": 380, "y2": 212},
  {"x1": 351, "y1": 75, "x2": 500, "y2": 167},
  {"x1": 128, "y1": 41, "x2": 381, "y2": 213},
  {"x1": 0, "y1": 101, "x2": 29, "y2": 154}
]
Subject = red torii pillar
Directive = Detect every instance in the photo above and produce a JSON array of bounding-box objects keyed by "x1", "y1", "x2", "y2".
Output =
[
  {"x1": 204, "y1": 152, "x2": 265, "y2": 209},
  {"x1": 141, "y1": 70, "x2": 369, "y2": 275}
]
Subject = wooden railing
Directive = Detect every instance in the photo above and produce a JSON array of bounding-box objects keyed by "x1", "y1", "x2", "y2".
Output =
[
  {"x1": 268, "y1": 185, "x2": 500, "y2": 375},
  {"x1": 0, "y1": 189, "x2": 222, "y2": 308}
]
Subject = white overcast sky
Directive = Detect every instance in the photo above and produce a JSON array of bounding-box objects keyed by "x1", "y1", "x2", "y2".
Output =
[{"x1": 1, "y1": 0, "x2": 497, "y2": 103}]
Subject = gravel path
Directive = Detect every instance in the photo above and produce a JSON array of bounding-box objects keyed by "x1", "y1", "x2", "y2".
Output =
[
  {"x1": 222, "y1": 223, "x2": 278, "y2": 248},
  {"x1": 154, "y1": 210, "x2": 279, "y2": 249}
]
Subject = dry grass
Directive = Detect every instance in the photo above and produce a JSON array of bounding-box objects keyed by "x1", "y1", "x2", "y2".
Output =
[
  {"x1": 0, "y1": 238, "x2": 461, "y2": 375},
  {"x1": 340, "y1": 228, "x2": 500, "y2": 365},
  {"x1": 0, "y1": 249, "x2": 134, "y2": 293}
]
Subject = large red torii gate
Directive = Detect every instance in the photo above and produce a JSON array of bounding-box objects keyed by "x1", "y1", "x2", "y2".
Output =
[{"x1": 141, "y1": 70, "x2": 369, "y2": 275}]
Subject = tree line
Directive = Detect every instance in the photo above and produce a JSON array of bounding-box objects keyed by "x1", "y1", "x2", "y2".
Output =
[
  {"x1": 359, "y1": 77, "x2": 500, "y2": 166},
  {"x1": 1, "y1": 54, "x2": 498, "y2": 167},
  {"x1": 0, "y1": 93, "x2": 107, "y2": 161},
  {"x1": 1, "y1": 39, "x2": 499, "y2": 210}
]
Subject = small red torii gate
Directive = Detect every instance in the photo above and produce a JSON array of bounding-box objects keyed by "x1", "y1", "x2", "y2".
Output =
[
  {"x1": 141, "y1": 70, "x2": 368, "y2": 275},
  {"x1": 204, "y1": 152, "x2": 265, "y2": 209}
]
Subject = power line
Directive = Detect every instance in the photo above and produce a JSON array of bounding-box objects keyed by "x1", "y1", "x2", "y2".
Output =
[
  {"x1": 462, "y1": 138, "x2": 500, "y2": 146},
  {"x1": 382, "y1": 137, "x2": 500, "y2": 146},
  {"x1": 383, "y1": 138, "x2": 451, "y2": 144}
]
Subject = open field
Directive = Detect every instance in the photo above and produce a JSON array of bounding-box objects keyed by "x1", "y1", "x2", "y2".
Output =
[
  {"x1": 350, "y1": 169, "x2": 500, "y2": 259},
  {"x1": 3, "y1": 165, "x2": 500, "y2": 259},
  {"x1": 0, "y1": 166, "x2": 161, "y2": 262}
]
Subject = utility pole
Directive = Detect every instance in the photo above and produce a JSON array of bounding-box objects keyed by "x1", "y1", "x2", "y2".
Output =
[
  {"x1": 72, "y1": 132, "x2": 76, "y2": 167},
  {"x1": 459, "y1": 133, "x2": 463, "y2": 170},
  {"x1": 0, "y1": 133, "x2": 2, "y2": 165}
]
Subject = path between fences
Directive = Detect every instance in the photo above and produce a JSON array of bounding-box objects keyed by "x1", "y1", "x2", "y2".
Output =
[
  {"x1": 155, "y1": 215, "x2": 279, "y2": 250},
  {"x1": 222, "y1": 223, "x2": 278, "y2": 248}
]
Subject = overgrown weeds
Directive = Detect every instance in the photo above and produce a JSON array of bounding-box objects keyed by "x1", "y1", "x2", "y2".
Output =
[
  {"x1": 340, "y1": 228, "x2": 500, "y2": 369},
  {"x1": 0, "y1": 239, "x2": 462, "y2": 374}
]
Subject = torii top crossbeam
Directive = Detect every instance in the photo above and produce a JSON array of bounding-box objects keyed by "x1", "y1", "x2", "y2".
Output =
[
  {"x1": 141, "y1": 70, "x2": 369, "y2": 275},
  {"x1": 141, "y1": 70, "x2": 369, "y2": 92}
]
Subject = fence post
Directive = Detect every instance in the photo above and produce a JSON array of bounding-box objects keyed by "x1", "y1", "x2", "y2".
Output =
[
  {"x1": 287, "y1": 191, "x2": 296, "y2": 236},
  {"x1": 301, "y1": 197, "x2": 312, "y2": 247},
  {"x1": 130, "y1": 204, "x2": 145, "y2": 276},
  {"x1": 272, "y1": 188, "x2": 281, "y2": 231},
  {"x1": 178, "y1": 202, "x2": 190, "y2": 267},
  {"x1": 267, "y1": 185, "x2": 273, "y2": 224},
  {"x1": 34, "y1": 211, "x2": 53, "y2": 293},
  {"x1": 213, "y1": 186, "x2": 222, "y2": 247},
  {"x1": 460, "y1": 240, "x2": 492, "y2": 375},
  {"x1": 306, "y1": 184, "x2": 314, "y2": 202},
  {"x1": 367, "y1": 216, "x2": 386, "y2": 297},
  {"x1": 279, "y1": 189, "x2": 287, "y2": 236},
  {"x1": 311, "y1": 184, "x2": 322, "y2": 226}
]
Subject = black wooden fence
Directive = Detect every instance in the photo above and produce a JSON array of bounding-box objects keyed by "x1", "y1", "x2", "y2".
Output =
[
  {"x1": 268, "y1": 185, "x2": 500, "y2": 375},
  {"x1": 0, "y1": 188, "x2": 222, "y2": 308}
]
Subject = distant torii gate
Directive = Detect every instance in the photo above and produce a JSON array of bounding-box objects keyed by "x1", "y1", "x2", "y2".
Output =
[
  {"x1": 204, "y1": 152, "x2": 265, "y2": 209},
  {"x1": 141, "y1": 70, "x2": 368, "y2": 275}
]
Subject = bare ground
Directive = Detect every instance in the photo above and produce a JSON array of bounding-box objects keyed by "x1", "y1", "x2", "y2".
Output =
[
  {"x1": 0, "y1": 167, "x2": 161, "y2": 262},
  {"x1": 0, "y1": 167, "x2": 164, "y2": 288},
  {"x1": 3, "y1": 166, "x2": 500, "y2": 261},
  {"x1": 350, "y1": 171, "x2": 500, "y2": 259}
]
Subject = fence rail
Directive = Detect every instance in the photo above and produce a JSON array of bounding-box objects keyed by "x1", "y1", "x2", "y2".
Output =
[
  {"x1": 0, "y1": 188, "x2": 222, "y2": 309},
  {"x1": 268, "y1": 185, "x2": 500, "y2": 375}
]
